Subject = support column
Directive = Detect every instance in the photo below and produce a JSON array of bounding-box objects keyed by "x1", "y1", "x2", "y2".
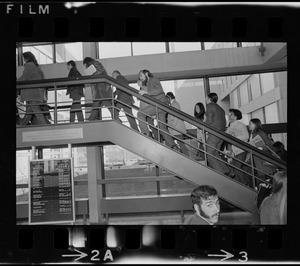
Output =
[
  {"x1": 87, "y1": 146, "x2": 104, "y2": 224},
  {"x1": 203, "y1": 77, "x2": 210, "y2": 98}
]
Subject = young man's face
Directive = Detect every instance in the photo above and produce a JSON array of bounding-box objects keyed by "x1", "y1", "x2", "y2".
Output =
[{"x1": 199, "y1": 195, "x2": 220, "y2": 224}]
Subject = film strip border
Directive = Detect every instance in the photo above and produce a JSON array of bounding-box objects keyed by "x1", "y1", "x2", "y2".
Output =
[
  {"x1": 13, "y1": 226, "x2": 284, "y2": 263},
  {"x1": 2, "y1": 3, "x2": 294, "y2": 40},
  {"x1": 18, "y1": 16, "x2": 284, "y2": 39}
]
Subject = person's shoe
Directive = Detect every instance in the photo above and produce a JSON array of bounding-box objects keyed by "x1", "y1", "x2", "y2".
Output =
[
  {"x1": 148, "y1": 132, "x2": 154, "y2": 139},
  {"x1": 171, "y1": 144, "x2": 181, "y2": 153}
]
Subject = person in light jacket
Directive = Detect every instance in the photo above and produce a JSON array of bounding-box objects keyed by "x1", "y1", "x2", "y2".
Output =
[
  {"x1": 166, "y1": 92, "x2": 189, "y2": 156},
  {"x1": 83, "y1": 57, "x2": 114, "y2": 121},
  {"x1": 137, "y1": 69, "x2": 180, "y2": 152},
  {"x1": 18, "y1": 51, "x2": 47, "y2": 125},
  {"x1": 66, "y1": 60, "x2": 84, "y2": 122}
]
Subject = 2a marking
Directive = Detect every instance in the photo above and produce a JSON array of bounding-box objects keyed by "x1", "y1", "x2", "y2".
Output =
[
  {"x1": 90, "y1": 249, "x2": 113, "y2": 262},
  {"x1": 91, "y1": 250, "x2": 100, "y2": 261},
  {"x1": 238, "y1": 251, "x2": 248, "y2": 262}
]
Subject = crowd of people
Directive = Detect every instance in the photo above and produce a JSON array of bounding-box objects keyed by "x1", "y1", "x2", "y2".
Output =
[
  {"x1": 17, "y1": 52, "x2": 287, "y2": 176},
  {"x1": 17, "y1": 53, "x2": 287, "y2": 224}
]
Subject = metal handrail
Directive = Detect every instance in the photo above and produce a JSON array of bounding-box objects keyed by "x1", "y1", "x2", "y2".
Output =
[
  {"x1": 16, "y1": 75, "x2": 286, "y2": 168},
  {"x1": 16, "y1": 75, "x2": 287, "y2": 188}
]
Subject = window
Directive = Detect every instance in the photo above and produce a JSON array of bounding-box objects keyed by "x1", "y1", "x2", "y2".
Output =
[
  {"x1": 251, "y1": 108, "x2": 265, "y2": 124},
  {"x1": 204, "y1": 42, "x2": 237, "y2": 50},
  {"x1": 260, "y1": 73, "x2": 275, "y2": 94},
  {"x1": 55, "y1": 42, "x2": 83, "y2": 63},
  {"x1": 132, "y1": 42, "x2": 166, "y2": 56},
  {"x1": 239, "y1": 81, "x2": 249, "y2": 106},
  {"x1": 231, "y1": 88, "x2": 239, "y2": 108},
  {"x1": 249, "y1": 74, "x2": 261, "y2": 100},
  {"x1": 264, "y1": 102, "x2": 279, "y2": 124},
  {"x1": 22, "y1": 45, "x2": 53, "y2": 64},
  {"x1": 242, "y1": 42, "x2": 261, "y2": 47},
  {"x1": 98, "y1": 42, "x2": 132, "y2": 59},
  {"x1": 169, "y1": 42, "x2": 201, "y2": 52}
]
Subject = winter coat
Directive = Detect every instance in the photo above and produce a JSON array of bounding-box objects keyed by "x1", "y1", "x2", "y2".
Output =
[
  {"x1": 18, "y1": 62, "x2": 45, "y2": 102},
  {"x1": 91, "y1": 60, "x2": 112, "y2": 100},
  {"x1": 66, "y1": 67, "x2": 84, "y2": 99},
  {"x1": 167, "y1": 99, "x2": 187, "y2": 135}
]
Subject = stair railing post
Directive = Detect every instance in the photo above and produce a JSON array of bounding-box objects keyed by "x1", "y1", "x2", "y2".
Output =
[
  {"x1": 250, "y1": 150, "x2": 256, "y2": 188},
  {"x1": 54, "y1": 83, "x2": 58, "y2": 124},
  {"x1": 156, "y1": 104, "x2": 160, "y2": 142}
]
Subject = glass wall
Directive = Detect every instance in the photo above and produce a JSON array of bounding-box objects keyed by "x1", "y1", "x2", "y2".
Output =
[
  {"x1": 169, "y1": 42, "x2": 201, "y2": 52},
  {"x1": 56, "y1": 42, "x2": 83, "y2": 62},
  {"x1": 22, "y1": 45, "x2": 53, "y2": 64},
  {"x1": 98, "y1": 42, "x2": 132, "y2": 59},
  {"x1": 242, "y1": 42, "x2": 261, "y2": 47},
  {"x1": 260, "y1": 72, "x2": 275, "y2": 94},
  {"x1": 251, "y1": 108, "x2": 265, "y2": 123},
  {"x1": 239, "y1": 81, "x2": 249, "y2": 107},
  {"x1": 249, "y1": 74, "x2": 261, "y2": 100},
  {"x1": 132, "y1": 42, "x2": 166, "y2": 56},
  {"x1": 204, "y1": 42, "x2": 237, "y2": 50}
]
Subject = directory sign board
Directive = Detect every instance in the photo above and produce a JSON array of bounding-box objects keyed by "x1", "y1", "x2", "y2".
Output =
[{"x1": 29, "y1": 158, "x2": 75, "y2": 224}]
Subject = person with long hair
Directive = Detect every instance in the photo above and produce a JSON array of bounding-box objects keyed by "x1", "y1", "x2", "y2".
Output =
[
  {"x1": 194, "y1": 102, "x2": 206, "y2": 159},
  {"x1": 18, "y1": 51, "x2": 47, "y2": 125},
  {"x1": 247, "y1": 118, "x2": 277, "y2": 184},
  {"x1": 259, "y1": 170, "x2": 287, "y2": 224},
  {"x1": 66, "y1": 60, "x2": 84, "y2": 122},
  {"x1": 83, "y1": 57, "x2": 115, "y2": 121}
]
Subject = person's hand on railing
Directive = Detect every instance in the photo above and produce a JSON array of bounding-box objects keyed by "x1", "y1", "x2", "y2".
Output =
[{"x1": 139, "y1": 90, "x2": 147, "y2": 96}]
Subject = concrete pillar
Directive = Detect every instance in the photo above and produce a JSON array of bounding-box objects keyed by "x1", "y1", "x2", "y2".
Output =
[
  {"x1": 87, "y1": 146, "x2": 104, "y2": 224},
  {"x1": 203, "y1": 77, "x2": 210, "y2": 97}
]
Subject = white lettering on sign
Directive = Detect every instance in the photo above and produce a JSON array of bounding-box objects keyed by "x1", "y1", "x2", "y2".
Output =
[{"x1": 23, "y1": 128, "x2": 83, "y2": 142}]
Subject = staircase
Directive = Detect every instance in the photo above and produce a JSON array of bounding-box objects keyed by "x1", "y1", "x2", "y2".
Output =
[{"x1": 16, "y1": 75, "x2": 287, "y2": 224}]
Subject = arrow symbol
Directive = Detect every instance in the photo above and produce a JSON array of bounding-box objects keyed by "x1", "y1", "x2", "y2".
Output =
[
  {"x1": 62, "y1": 248, "x2": 88, "y2": 261},
  {"x1": 208, "y1": 249, "x2": 234, "y2": 261}
]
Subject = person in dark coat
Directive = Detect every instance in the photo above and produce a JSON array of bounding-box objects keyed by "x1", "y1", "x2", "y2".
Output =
[
  {"x1": 18, "y1": 51, "x2": 47, "y2": 125},
  {"x1": 194, "y1": 102, "x2": 206, "y2": 159},
  {"x1": 247, "y1": 118, "x2": 277, "y2": 185},
  {"x1": 83, "y1": 57, "x2": 114, "y2": 121},
  {"x1": 272, "y1": 141, "x2": 287, "y2": 163},
  {"x1": 66, "y1": 60, "x2": 84, "y2": 122},
  {"x1": 205, "y1": 93, "x2": 229, "y2": 174},
  {"x1": 112, "y1": 70, "x2": 139, "y2": 131}
]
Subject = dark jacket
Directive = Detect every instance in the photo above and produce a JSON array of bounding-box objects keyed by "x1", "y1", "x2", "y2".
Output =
[
  {"x1": 114, "y1": 75, "x2": 134, "y2": 105},
  {"x1": 66, "y1": 67, "x2": 84, "y2": 99},
  {"x1": 18, "y1": 62, "x2": 45, "y2": 102},
  {"x1": 184, "y1": 214, "x2": 211, "y2": 225},
  {"x1": 91, "y1": 60, "x2": 112, "y2": 99},
  {"x1": 146, "y1": 77, "x2": 168, "y2": 103},
  {"x1": 205, "y1": 102, "x2": 226, "y2": 131}
]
